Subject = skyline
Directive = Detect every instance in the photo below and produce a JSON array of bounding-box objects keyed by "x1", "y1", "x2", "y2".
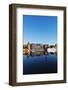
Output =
[{"x1": 23, "y1": 15, "x2": 57, "y2": 45}]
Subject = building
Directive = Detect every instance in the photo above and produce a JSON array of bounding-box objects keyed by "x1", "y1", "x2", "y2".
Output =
[
  {"x1": 23, "y1": 42, "x2": 57, "y2": 55},
  {"x1": 47, "y1": 45, "x2": 57, "y2": 54}
]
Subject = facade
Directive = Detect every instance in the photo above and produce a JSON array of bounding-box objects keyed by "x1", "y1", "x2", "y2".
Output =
[{"x1": 30, "y1": 44, "x2": 44, "y2": 55}]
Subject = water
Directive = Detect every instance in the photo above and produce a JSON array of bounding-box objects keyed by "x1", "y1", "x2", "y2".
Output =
[{"x1": 23, "y1": 54, "x2": 57, "y2": 75}]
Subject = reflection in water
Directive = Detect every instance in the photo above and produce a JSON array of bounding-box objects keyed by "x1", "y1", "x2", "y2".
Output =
[{"x1": 23, "y1": 54, "x2": 57, "y2": 75}]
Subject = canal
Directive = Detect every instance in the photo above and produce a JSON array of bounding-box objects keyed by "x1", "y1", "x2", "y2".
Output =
[{"x1": 23, "y1": 54, "x2": 57, "y2": 75}]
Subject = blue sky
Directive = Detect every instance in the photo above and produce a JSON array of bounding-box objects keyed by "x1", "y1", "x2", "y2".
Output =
[{"x1": 23, "y1": 15, "x2": 57, "y2": 45}]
